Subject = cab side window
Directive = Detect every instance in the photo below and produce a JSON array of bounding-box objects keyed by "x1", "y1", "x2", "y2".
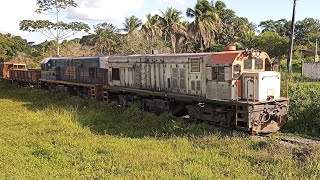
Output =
[
  {"x1": 233, "y1": 64, "x2": 241, "y2": 79},
  {"x1": 212, "y1": 67, "x2": 217, "y2": 80},
  {"x1": 112, "y1": 68, "x2": 120, "y2": 81},
  {"x1": 89, "y1": 68, "x2": 96, "y2": 78},
  {"x1": 212, "y1": 67, "x2": 225, "y2": 81},
  {"x1": 218, "y1": 67, "x2": 225, "y2": 81}
]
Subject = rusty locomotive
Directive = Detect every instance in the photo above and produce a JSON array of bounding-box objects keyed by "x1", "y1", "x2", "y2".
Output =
[{"x1": 0, "y1": 48, "x2": 289, "y2": 134}]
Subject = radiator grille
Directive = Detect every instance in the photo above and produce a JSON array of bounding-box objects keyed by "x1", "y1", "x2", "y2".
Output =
[
  {"x1": 179, "y1": 68, "x2": 186, "y2": 89},
  {"x1": 190, "y1": 58, "x2": 200, "y2": 72}
]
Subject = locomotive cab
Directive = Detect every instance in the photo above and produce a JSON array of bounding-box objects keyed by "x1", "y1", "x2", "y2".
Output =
[
  {"x1": 240, "y1": 54, "x2": 279, "y2": 101},
  {"x1": 41, "y1": 58, "x2": 61, "y2": 80},
  {"x1": 206, "y1": 50, "x2": 287, "y2": 133}
]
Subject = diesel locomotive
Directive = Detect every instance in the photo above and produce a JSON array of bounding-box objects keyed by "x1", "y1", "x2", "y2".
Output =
[{"x1": 0, "y1": 48, "x2": 289, "y2": 134}]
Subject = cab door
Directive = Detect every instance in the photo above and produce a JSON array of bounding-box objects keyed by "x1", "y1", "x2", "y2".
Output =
[{"x1": 188, "y1": 57, "x2": 202, "y2": 96}]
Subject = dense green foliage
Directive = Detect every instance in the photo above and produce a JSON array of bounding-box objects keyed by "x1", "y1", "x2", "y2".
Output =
[
  {"x1": 0, "y1": 34, "x2": 32, "y2": 60},
  {"x1": 284, "y1": 82, "x2": 320, "y2": 137},
  {"x1": 255, "y1": 31, "x2": 289, "y2": 58},
  {"x1": 0, "y1": 81, "x2": 319, "y2": 179}
]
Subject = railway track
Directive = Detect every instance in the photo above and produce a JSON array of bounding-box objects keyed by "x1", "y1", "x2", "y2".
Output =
[
  {"x1": 183, "y1": 115, "x2": 320, "y2": 146},
  {"x1": 257, "y1": 134, "x2": 320, "y2": 147}
]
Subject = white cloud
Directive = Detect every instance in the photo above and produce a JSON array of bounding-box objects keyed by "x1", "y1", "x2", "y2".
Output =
[
  {"x1": 141, "y1": 10, "x2": 162, "y2": 23},
  {"x1": 67, "y1": 0, "x2": 145, "y2": 21},
  {"x1": 0, "y1": 0, "x2": 46, "y2": 37},
  {"x1": 157, "y1": 0, "x2": 188, "y2": 5}
]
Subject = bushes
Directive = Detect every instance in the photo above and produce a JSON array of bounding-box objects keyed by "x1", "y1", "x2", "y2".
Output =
[
  {"x1": 284, "y1": 82, "x2": 320, "y2": 137},
  {"x1": 279, "y1": 55, "x2": 320, "y2": 137}
]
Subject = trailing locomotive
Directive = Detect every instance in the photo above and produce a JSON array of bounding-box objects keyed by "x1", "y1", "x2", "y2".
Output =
[{"x1": 0, "y1": 48, "x2": 289, "y2": 134}]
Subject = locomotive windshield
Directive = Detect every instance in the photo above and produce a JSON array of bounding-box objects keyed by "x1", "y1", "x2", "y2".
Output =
[
  {"x1": 244, "y1": 58, "x2": 264, "y2": 71},
  {"x1": 255, "y1": 58, "x2": 263, "y2": 69},
  {"x1": 244, "y1": 58, "x2": 253, "y2": 70}
]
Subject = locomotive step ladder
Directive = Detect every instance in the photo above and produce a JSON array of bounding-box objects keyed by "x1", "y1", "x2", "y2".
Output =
[
  {"x1": 235, "y1": 105, "x2": 249, "y2": 132},
  {"x1": 103, "y1": 87, "x2": 109, "y2": 102},
  {"x1": 37, "y1": 80, "x2": 42, "y2": 89},
  {"x1": 91, "y1": 85, "x2": 103, "y2": 100},
  {"x1": 90, "y1": 87, "x2": 95, "y2": 98}
]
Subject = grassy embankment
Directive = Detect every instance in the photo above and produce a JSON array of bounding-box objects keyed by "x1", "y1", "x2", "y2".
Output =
[{"x1": 0, "y1": 80, "x2": 319, "y2": 179}]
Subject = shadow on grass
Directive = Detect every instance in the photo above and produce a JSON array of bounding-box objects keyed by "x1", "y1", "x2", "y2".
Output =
[{"x1": 0, "y1": 80, "x2": 245, "y2": 139}]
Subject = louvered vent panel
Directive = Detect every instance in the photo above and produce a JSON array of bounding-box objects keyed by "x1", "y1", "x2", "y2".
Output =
[
  {"x1": 172, "y1": 68, "x2": 178, "y2": 78},
  {"x1": 196, "y1": 80, "x2": 201, "y2": 91},
  {"x1": 191, "y1": 81, "x2": 195, "y2": 91},
  {"x1": 190, "y1": 58, "x2": 200, "y2": 72},
  {"x1": 172, "y1": 79, "x2": 178, "y2": 88}
]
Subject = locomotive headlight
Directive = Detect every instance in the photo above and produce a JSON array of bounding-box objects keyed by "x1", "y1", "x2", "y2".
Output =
[{"x1": 257, "y1": 51, "x2": 261, "y2": 57}]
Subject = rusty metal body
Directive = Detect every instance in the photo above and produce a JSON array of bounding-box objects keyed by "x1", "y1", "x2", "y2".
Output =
[
  {"x1": 0, "y1": 61, "x2": 27, "y2": 79},
  {"x1": 9, "y1": 69, "x2": 41, "y2": 85},
  {"x1": 40, "y1": 57, "x2": 107, "y2": 84},
  {"x1": 104, "y1": 50, "x2": 288, "y2": 133},
  {"x1": 0, "y1": 49, "x2": 288, "y2": 134},
  {"x1": 39, "y1": 57, "x2": 108, "y2": 100}
]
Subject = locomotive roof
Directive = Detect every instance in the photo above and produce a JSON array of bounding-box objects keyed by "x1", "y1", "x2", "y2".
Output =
[
  {"x1": 144, "y1": 52, "x2": 213, "y2": 57},
  {"x1": 208, "y1": 50, "x2": 243, "y2": 65},
  {"x1": 107, "y1": 51, "x2": 244, "y2": 59},
  {"x1": 41, "y1": 56, "x2": 108, "y2": 64},
  {"x1": 41, "y1": 50, "x2": 269, "y2": 66},
  {"x1": 0, "y1": 61, "x2": 26, "y2": 65}
]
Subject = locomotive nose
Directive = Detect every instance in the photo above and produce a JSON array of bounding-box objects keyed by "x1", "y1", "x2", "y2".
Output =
[{"x1": 252, "y1": 114, "x2": 288, "y2": 134}]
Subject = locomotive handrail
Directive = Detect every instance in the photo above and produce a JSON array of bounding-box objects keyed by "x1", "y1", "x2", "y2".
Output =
[{"x1": 246, "y1": 78, "x2": 255, "y2": 103}]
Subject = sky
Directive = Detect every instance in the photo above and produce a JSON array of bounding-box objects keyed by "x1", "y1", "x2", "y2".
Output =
[{"x1": 0, "y1": 0, "x2": 318, "y2": 44}]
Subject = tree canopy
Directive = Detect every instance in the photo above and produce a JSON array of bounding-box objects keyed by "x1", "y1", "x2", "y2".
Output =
[
  {"x1": 0, "y1": 0, "x2": 318, "y2": 64},
  {"x1": 19, "y1": 0, "x2": 90, "y2": 56},
  {"x1": 123, "y1": 16, "x2": 142, "y2": 34}
]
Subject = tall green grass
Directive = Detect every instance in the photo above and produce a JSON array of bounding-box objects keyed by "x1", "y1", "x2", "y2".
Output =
[{"x1": 0, "y1": 80, "x2": 319, "y2": 179}]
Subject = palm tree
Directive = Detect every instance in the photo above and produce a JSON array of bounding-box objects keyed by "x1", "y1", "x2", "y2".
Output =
[
  {"x1": 186, "y1": 0, "x2": 221, "y2": 50},
  {"x1": 161, "y1": 7, "x2": 186, "y2": 53},
  {"x1": 177, "y1": 21, "x2": 193, "y2": 52},
  {"x1": 141, "y1": 14, "x2": 162, "y2": 42},
  {"x1": 123, "y1": 16, "x2": 142, "y2": 34},
  {"x1": 212, "y1": 0, "x2": 226, "y2": 13},
  {"x1": 93, "y1": 23, "x2": 119, "y2": 55},
  {"x1": 241, "y1": 30, "x2": 256, "y2": 49}
]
